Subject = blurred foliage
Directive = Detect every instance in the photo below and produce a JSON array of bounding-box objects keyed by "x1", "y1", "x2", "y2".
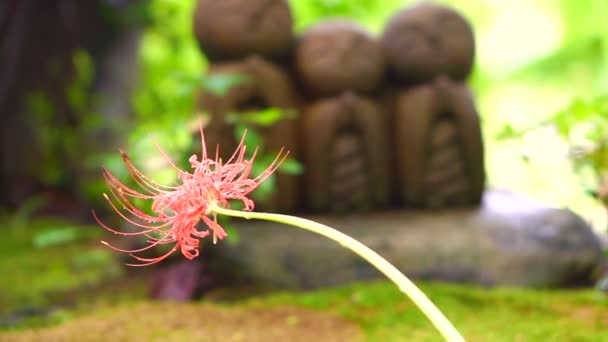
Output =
[
  {"x1": 15, "y1": 0, "x2": 608, "y2": 230},
  {"x1": 127, "y1": 0, "x2": 607, "y2": 229},
  {"x1": 122, "y1": 0, "x2": 301, "y2": 181},
  {"x1": 289, "y1": 0, "x2": 401, "y2": 32},
  {"x1": 26, "y1": 49, "x2": 98, "y2": 190},
  {"x1": 0, "y1": 213, "x2": 122, "y2": 320},
  {"x1": 498, "y1": 97, "x2": 608, "y2": 180},
  {"x1": 125, "y1": 0, "x2": 205, "y2": 173},
  {"x1": 12, "y1": 0, "x2": 608, "y2": 333},
  {"x1": 492, "y1": 0, "x2": 608, "y2": 229},
  {"x1": 500, "y1": 1, "x2": 606, "y2": 85},
  {"x1": 498, "y1": 96, "x2": 608, "y2": 230},
  {"x1": 4, "y1": 1, "x2": 608, "y2": 329},
  {"x1": 85, "y1": 0, "x2": 304, "y2": 248}
]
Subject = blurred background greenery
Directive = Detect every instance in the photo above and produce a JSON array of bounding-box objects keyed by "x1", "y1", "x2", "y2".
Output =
[
  {"x1": 0, "y1": 0, "x2": 606, "y2": 254},
  {"x1": 1, "y1": 0, "x2": 607, "y2": 336},
  {"x1": 114, "y1": 0, "x2": 608, "y2": 231},
  {"x1": 140, "y1": 0, "x2": 608, "y2": 230},
  {"x1": 3, "y1": 0, "x2": 607, "y2": 230}
]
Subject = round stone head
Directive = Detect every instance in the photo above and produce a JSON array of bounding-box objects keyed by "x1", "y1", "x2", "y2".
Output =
[
  {"x1": 382, "y1": 3, "x2": 475, "y2": 83},
  {"x1": 295, "y1": 19, "x2": 385, "y2": 97},
  {"x1": 193, "y1": 0, "x2": 294, "y2": 61}
]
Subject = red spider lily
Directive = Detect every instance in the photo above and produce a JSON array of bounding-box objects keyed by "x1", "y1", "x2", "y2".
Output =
[{"x1": 93, "y1": 127, "x2": 287, "y2": 266}]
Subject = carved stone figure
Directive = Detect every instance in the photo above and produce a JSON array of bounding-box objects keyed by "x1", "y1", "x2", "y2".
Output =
[
  {"x1": 193, "y1": 0, "x2": 294, "y2": 61},
  {"x1": 196, "y1": 56, "x2": 300, "y2": 212},
  {"x1": 301, "y1": 92, "x2": 391, "y2": 212},
  {"x1": 388, "y1": 77, "x2": 484, "y2": 207},
  {"x1": 382, "y1": 3, "x2": 475, "y2": 84},
  {"x1": 192, "y1": 1, "x2": 484, "y2": 214},
  {"x1": 295, "y1": 19, "x2": 384, "y2": 97}
]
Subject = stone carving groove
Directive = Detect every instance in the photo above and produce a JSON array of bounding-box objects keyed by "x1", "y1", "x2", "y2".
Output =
[
  {"x1": 301, "y1": 93, "x2": 391, "y2": 212},
  {"x1": 330, "y1": 132, "x2": 369, "y2": 212},
  {"x1": 389, "y1": 77, "x2": 484, "y2": 207}
]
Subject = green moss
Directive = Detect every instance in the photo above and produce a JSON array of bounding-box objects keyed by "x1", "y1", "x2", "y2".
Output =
[
  {"x1": 2, "y1": 215, "x2": 607, "y2": 340},
  {"x1": 252, "y1": 281, "x2": 608, "y2": 341},
  {"x1": 0, "y1": 216, "x2": 124, "y2": 319}
]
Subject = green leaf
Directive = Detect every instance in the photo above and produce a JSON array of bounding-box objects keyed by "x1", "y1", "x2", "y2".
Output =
[
  {"x1": 228, "y1": 199, "x2": 245, "y2": 211},
  {"x1": 226, "y1": 108, "x2": 297, "y2": 126},
  {"x1": 66, "y1": 50, "x2": 94, "y2": 111},
  {"x1": 201, "y1": 73, "x2": 249, "y2": 96},
  {"x1": 26, "y1": 91, "x2": 54, "y2": 118},
  {"x1": 505, "y1": 37, "x2": 604, "y2": 83},
  {"x1": 234, "y1": 124, "x2": 264, "y2": 152},
  {"x1": 495, "y1": 124, "x2": 520, "y2": 140},
  {"x1": 72, "y1": 249, "x2": 113, "y2": 269},
  {"x1": 218, "y1": 215, "x2": 240, "y2": 245},
  {"x1": 73, "y1": 49, "x2": 94, "y2": 86},
  {"x1": 279, "y1": 157, "x2": 304, "y2": 175},
  {"x1": 253, "y1": 173, "x2": 276, "y2": 201},
  {"x1": 33, "y1": 228, "x2": 78, "y2": 248}
]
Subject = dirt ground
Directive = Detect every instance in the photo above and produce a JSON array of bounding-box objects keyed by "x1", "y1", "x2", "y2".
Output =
[{"x1": 0, "y1": 302, "x2": 362, "y2": 342}]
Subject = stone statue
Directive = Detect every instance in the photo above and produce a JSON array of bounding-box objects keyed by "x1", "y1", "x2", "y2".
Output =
[
  {"x1": 294, "y1": 19, "x2": 390, "y2": 213},
  {"x1": 192, "y1": 0, "x2": 484, "y2": 212},
  {"x1": 382, "y1": 3, "x2": 484, "y2": 208},
  {"x1": 388, "y1": 77, "x2": 484, "y2": 207}
]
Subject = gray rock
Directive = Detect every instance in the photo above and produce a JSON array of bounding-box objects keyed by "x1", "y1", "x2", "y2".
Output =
[{"x1": 211, "y1": 190, "x2": 602, "y2": 288}]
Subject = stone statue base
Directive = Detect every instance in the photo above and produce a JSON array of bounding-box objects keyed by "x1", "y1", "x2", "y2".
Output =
[{"x1": 211, "y1": 190, "x2": 602, "y2": 288}]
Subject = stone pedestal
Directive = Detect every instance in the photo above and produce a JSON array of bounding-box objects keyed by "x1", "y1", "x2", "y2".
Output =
[{"x1": 212, "y1": 190, "x2": 602, "y2": 288}]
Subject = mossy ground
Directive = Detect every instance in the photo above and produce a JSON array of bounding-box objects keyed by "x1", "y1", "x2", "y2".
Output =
[
  {"x1": 261, "y1": 281, "x2": 608, "y2": 341},
  {"x1": 1, "y1": 217, "x2": 607, "y2": 341},
  {"x1": 0, "y1": 216, "x2": 123, "y2": 317}
]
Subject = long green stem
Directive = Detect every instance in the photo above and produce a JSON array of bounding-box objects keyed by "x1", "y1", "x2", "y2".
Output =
[{"x1": 211, "y1": 205, "x2": 465, "y2": 342}]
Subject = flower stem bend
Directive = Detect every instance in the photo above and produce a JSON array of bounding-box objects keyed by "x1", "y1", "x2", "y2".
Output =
[{"x1": 210, "y1": 205, "x2": 465, "y2": 342}]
